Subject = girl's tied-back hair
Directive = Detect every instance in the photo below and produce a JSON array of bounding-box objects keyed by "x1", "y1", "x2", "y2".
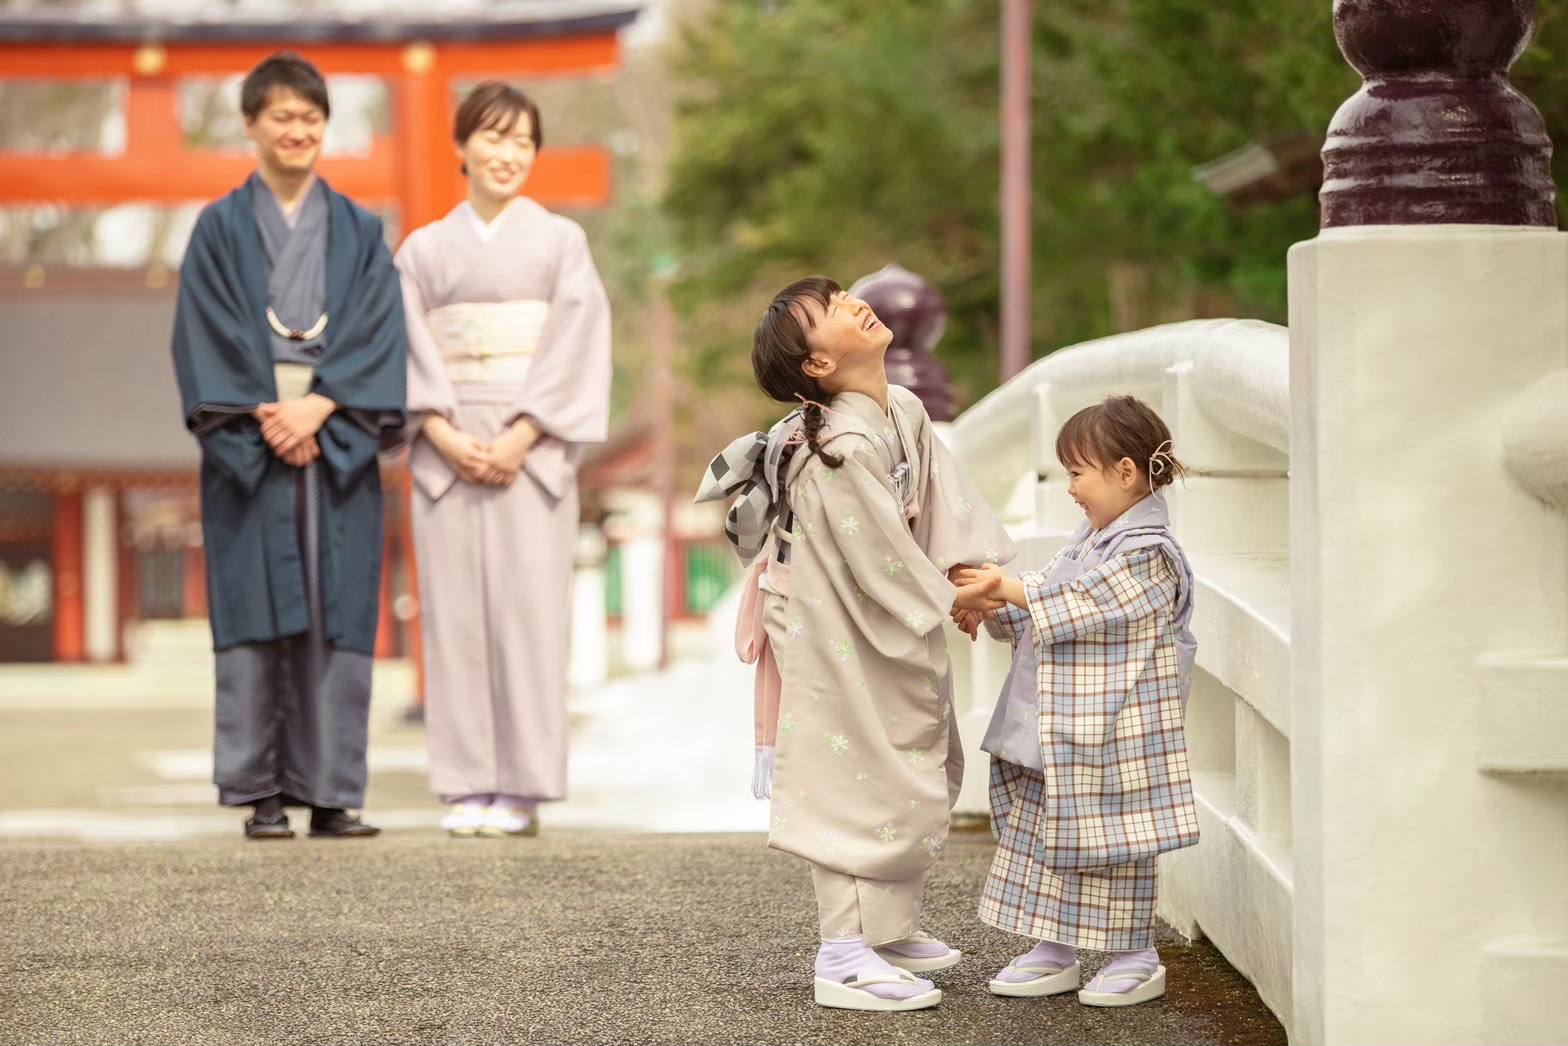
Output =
[
  {"x1": 751, "y1": 276, "x2": 846, "y2": 470},
  {"x1": 1056, "y1": 395, "x2": 1187, "y2": 495}
]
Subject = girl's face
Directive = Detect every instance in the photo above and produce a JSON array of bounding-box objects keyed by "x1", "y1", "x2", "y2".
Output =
[
  {"x1": 458, "y1": 113, "x2": 537, "y2": 204},
  {"x1": 1066, "y1": 454, "x2": 1146, "y2": 530},
  {"x1": 797, "y1": 290, "x2": 892, "y2": 391}
]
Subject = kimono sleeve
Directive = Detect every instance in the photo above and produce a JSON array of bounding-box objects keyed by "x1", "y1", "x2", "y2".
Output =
[
  {"x1": 916, "y1": 421, "x2": 1017, "y2": 573},
  {"x1": 798, "y1": 440, "x2": 957, "y2": 636},
  {"x1": 509, "y1": 220, "x2": 611, "y2": 444},
  {"x1": 394, "y1": 235, "x2": 458, "y2": 429},
  {"x1": 984, "y1": 569, "x2": 1043, "y2": 643},
  {"x1": 1025, "y1": 548, "x2": 1177, "y2": 648},
  {"x1": 311, "y1": 216, "x2": 407, "y2": 489},
  {"x1": 170, "y1": 207, "x2": 271, "y2": 494}
]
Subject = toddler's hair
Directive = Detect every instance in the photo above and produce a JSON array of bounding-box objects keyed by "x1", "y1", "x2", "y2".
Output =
[{"x1": 1055, "y1": 395, "x2": 1185, "y2": 489}]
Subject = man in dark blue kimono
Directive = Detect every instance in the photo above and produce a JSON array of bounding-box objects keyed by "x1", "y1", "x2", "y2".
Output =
[{"x1": 171, "y1": 52, "x2": 406, "y2": 840}]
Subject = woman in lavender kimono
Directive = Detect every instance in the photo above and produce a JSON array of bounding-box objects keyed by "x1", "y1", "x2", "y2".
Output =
[
  {"x1": 396, "y1": 82, "x2": 611, "y2": 838},
  {"x1": 724, "y1": 276, "x2": 1014, "y2": 1012},
  {"x1": 956, "y1": 395, "x2": 1200, "y2": 1008}
]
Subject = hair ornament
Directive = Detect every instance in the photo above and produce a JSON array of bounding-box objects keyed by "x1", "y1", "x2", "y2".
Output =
[{"x1": 1148, "y1": 439, "x2": 1174, "y2": 502}]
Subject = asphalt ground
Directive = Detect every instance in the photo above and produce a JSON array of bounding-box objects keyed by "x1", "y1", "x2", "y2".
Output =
[{"x1": 0, "y1": 829, "x2": 1286, "y2": 1046}]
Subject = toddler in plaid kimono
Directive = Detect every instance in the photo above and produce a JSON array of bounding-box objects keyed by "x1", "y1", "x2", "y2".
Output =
[{"x1": 954, "y1": 395, "x2": 1200, "y2": 1009}]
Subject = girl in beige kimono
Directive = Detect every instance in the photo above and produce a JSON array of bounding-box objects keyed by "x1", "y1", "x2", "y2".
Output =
[
  {"x1": 737, "y1": 276, "x2": 1014, "y2": 1011},
  {"x1": 397, "y1": 83, "x2": 611, "y2": 838}
]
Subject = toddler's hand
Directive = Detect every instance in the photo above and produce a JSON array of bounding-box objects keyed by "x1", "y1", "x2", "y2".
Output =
[{"x1": 953, "y1": 568, "x2": 1005, "y2": 612}]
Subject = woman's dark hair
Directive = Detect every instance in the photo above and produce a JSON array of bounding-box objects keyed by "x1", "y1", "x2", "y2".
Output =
[
  {"x1": 241, "y1": 52, "x2": 330, "y2": 122},
  {"x1": 752, "y1": 275, "x2": 844, "y2": 469},
  {"x1": 454, "y1": 82, "x2": 543, "y2": 174},
  {"x1": 1055, "y1": 395, "x2": 1186, "y2": 490}
]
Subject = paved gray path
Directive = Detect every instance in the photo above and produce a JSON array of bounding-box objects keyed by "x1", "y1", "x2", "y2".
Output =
[{"x1": 1, "y1": 830, "x2": 1284, "y2": 1046}]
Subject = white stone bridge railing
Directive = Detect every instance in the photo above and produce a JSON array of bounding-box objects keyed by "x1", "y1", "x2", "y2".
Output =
[
  {"x1": 931, "y1": 1, "x2": 1568, "y2": 1040},
  {"x1": 941, "y1": 317, "x2": 1295, "y2": 1027}
]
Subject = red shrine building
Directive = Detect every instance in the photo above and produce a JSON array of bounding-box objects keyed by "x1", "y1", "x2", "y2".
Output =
[{"x1": 0, "y1": 3, "x2": 639, "y2": 664}]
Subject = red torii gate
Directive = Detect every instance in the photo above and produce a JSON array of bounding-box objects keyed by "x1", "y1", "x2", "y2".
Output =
[
  {"x1": 0, "y1": 8, "x2": 638, "y2": 228},
  {"x1": 0, "y1": 6, "x2": 638, "y2": 667}
]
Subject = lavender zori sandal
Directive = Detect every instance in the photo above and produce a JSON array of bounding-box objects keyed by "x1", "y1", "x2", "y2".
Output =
[
  {"x1": 987, "y1": 960, "x2": 1083, "y2": 998},
  {"x1": 1077, "y1": 964, "x2": 1167, "y2": 1007},
  {"x1": 813, "y1": 970, "x2": 943, "y2": 1011},
  {"x1": 872, "y1": 932, "x2": 963, "y2": 974}
]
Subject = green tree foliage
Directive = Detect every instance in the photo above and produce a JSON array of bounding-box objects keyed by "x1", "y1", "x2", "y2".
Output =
[{"x1": 664, "y1": 0, "x2": 1568, "y2": 408}]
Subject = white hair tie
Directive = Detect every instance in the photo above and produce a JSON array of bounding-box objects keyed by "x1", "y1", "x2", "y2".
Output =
[{"x1": 1148, "y1": 439, "x2": 1174, "y2": 502}]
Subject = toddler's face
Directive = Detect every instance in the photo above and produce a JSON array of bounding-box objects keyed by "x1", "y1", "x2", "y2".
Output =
[{"x1": 1066, "y1": 456, "x2": 1144, "y2": 530}]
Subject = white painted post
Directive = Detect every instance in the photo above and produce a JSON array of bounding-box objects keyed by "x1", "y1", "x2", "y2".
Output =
[
  {"x1": 82, "y1": 486, "x2": 117, "y2": 663},
  {"x1": 569, "y1": 523, "x2": 609, "y2": 689},
  {"x1": 619, "y1": 535, "x2": 664, "y2": 672}
]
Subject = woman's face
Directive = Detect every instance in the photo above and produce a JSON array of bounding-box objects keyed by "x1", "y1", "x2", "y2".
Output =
[
  {"x1": 796, "y1": 290, "x2": 892, "y2": 389},
  {"x1": 458, "y1": 112, "x2": 537, "y2": 203}
]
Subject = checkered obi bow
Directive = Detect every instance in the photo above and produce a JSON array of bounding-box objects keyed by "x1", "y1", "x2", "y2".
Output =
[{"x1": 693, "y1": 411, "x2": 803, "y2": 565}]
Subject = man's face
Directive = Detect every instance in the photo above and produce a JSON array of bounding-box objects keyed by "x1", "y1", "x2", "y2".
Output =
[{"x1": 245, "y1": 87, "x2": 325, "y2": 176}]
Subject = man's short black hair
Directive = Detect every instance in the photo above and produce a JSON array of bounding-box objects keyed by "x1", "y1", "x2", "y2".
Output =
[{"x1": 240, "y1": 52, "x2": 331, "y2": 121}]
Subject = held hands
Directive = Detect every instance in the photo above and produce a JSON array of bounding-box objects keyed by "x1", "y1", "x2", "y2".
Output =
[
  {"x1": 954, "y1": 563, "x2": 1027, "y2": 610},
  {"x1": 945, "y1": 565, "x2": 987, "y2": 642},
  {"x1": 255, "y1": 394, "x2": 335, "y2": 467},
  {"x1": 952, "y1": 564, "x2": 1007, "y2": 615}
]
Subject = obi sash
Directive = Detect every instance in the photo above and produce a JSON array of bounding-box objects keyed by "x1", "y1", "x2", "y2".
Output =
[
  {"x1": 426, "y1": 300, "x2": 550, "y2": 385},
  {"x1": 273, "y1": 362, "x2": 314, "y2": 402}
]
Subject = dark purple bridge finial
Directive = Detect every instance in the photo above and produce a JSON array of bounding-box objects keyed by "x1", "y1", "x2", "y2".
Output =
[{"x1": 1321, "y1": 0, "x2": 1556, "y2": 227}]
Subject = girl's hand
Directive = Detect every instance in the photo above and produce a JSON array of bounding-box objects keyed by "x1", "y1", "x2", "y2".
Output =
[{"x1": 951, "y1": 607, "x2": 984, "y2": 641}]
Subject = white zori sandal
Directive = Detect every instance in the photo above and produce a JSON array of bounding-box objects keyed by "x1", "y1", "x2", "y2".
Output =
[
  {"x1": 813, "y1": 970, "x2": 943, "y2": 1012},
  {"x1": 872, "y1": 932, "x2": 963, "y2": 973},
  {"x1": 1077, "y1": 964, "x2": 1167, "y2": 1007},
  {"x1": 987, "y1": 960, "x2": 1083, "y2": 997}
]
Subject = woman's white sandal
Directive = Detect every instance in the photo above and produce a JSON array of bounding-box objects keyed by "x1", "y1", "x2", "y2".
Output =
[
  {"x1": 1077, "y1": 964, "x2": 1166, "y2": 1007},
  {"x1": 987, "y1": 961, "x2": 1083, "y2": 997},
  {"x1": 813, "y1": 970, "x2": 942, "y2": 1011},
  {"x1": 440, "y1": 803, "x2": 486, "y2": 838}
]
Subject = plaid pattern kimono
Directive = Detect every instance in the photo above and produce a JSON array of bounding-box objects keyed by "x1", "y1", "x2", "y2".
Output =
[{"x1": 978, "y1": 544, "x2": 1198, "y2": 950}]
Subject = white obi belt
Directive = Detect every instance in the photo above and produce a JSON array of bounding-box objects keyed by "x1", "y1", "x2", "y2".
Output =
[{"x1": 426, "y1": 300, "x2": 550, "y2": 384}]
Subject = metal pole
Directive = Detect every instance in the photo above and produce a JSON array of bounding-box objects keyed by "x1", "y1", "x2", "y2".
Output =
[{"x1": 1000, "y1": 0, "x2": 1032, "y2": 381}]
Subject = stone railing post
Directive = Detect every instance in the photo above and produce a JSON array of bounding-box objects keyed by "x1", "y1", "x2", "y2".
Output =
[{"x1": 1291, "y1": 2, "x2": 1568, "y2": 1042}]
